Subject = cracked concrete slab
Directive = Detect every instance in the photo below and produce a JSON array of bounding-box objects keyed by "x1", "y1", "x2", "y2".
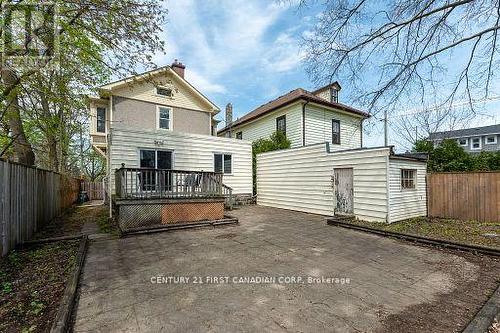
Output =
[{"x1": 73, "y1": 205, "x2": 500, "y2": 332}]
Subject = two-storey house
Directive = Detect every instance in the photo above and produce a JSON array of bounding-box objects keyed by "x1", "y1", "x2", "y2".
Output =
[
  {"x1": 217, "y1": 83, "x2": 369, "y2": 150},
  {"x1": 429, "y1": 124, "x2": 500, "y2": 153},
  {"x1": 88, "y1": 61, "x2": 252, "y2": 228},
  {"x1": 220, "y1": 83, "x2": 428, "y2": 223}
]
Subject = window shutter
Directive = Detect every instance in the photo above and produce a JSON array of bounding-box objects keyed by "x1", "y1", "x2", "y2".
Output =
[{"x1": 223, "y1": 155, "x2": 232, "y2": 174}]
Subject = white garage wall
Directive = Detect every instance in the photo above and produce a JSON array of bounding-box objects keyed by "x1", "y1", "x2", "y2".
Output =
[
  {"x1": 110, "y1": 126, "x2": 253, "y2": 194},
  {"x1": 256, "y1": 144, "x2": 391, "y2": 222},
  {"x1": 388, "y1": 158, "x2": 427, "y2": 222}
]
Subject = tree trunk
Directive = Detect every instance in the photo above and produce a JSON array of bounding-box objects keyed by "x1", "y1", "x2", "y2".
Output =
[
  {"x1": 39, "y1": 90, "x2": 60, "y2": 171},
  {"x1": 1, "y1": 68, "x2": 36, "y2": 166}
]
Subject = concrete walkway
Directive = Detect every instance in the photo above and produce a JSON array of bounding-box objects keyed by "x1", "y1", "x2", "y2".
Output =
[{"x1": 73, "y1": 206, "x2": 500, "y2": 332}]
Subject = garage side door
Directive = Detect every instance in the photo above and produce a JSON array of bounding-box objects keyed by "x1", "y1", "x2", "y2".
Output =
[{"x1": 333, "y1": 168, "x2": 353, "y2": 214}]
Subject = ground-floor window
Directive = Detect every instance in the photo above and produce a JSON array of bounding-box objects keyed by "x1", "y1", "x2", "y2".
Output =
[{"x1": 214, "y1": 153, "x2": 232, "y2": 174}]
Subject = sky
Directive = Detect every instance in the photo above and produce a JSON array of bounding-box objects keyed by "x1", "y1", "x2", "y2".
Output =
[{"x1": 153, "y1": 0, "x2": 500, "y2": 151}]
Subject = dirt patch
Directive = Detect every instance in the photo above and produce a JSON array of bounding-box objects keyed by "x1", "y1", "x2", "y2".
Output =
[
  {"x1": 0, "y1": 240, "x2": 79, "y2": 333},
  {"x1": 34, "y1": 205, "x2": 108, "y2": 239},
  {"x1": 215, "y1": 233, "x2": 238, "y2": 239},
  {"x1": 350, "y1": 217, "x2": 500, "y2": 249},
  {"x1": 378, "y1": 252, "x2": 500, "y2": 333}
]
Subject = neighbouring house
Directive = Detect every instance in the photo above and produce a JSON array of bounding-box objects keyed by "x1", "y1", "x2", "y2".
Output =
[
  {"x1": 429, "y1": 124, "x2": 500, "y2": 153},
  {"x1": 217, "y1": 83, "x2": 370, "y2": 149},
  {"x1": 88, "y1": 61, "x2": 252, "y2": 230},
  {"x1": 224, "y1": 83, "x2": 428, "y2": 223}
]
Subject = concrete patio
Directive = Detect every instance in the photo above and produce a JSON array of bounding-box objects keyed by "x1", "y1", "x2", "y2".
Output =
[{"x1": 73, "y1": 205, "x2": 500, "y2": 332}]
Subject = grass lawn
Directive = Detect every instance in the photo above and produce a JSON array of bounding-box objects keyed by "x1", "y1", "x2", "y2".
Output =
[
  {"x1": 349, "y1": 217, "x2": 500, "y2": 249},
  {"x1": 0, "y1": 241, "x2": 79, "y2": 333}
]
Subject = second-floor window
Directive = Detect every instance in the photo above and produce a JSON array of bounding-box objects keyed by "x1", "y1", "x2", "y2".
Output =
[
  {"x1": 96, "y1": 107, "x2": 106, "y2": 133},
  {"x1": 458, "y1": 138, "x2": 468, "y2": 146},
  {"x1": 332, "y1": 119, "x2": 340, "y2": 144},
  {"x1": 276, "y1": 115, "x2": 286, "y2": 135},
  {"x1": 471, "y1": 137, "x2": 481, "y2": 150},
  {"x1": 157, "y1": 106, "x2": 172, "y2": 130},
  {"x1": 236, "y1": 132, "x2": 242, "y2": 139}
]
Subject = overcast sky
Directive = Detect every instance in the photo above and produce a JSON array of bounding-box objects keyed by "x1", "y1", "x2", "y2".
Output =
[{"x1": 153, "y1": 0, "x2": 500, "y2": 151}]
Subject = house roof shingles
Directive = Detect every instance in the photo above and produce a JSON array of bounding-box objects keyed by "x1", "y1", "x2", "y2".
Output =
[
  {"x1": 218, "y1": 88, "x2": 369, "y2": 134},
  {"x1": 429, "y1": 124, "x2": 500, "y2": 140}
]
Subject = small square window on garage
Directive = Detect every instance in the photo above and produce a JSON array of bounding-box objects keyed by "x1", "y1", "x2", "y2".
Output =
[
  {"x1": 214, "y1": 153, "x2": 232, "y2": 174},
  {"x1": 401, "y1": 169, "x2": 416, "y2": 190}
]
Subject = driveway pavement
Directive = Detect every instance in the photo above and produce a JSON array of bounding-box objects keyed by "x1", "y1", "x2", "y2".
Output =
[{"x1": 73, "y1": 205, "x2": 500, "y2": 332}]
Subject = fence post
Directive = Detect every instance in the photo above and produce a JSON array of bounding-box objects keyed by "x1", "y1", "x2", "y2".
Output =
[{"x1": 0, "y1": 160, "x2": 8, "y2": 256}]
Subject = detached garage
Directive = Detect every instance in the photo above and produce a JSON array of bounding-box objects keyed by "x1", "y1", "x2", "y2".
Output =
[{"x1": 256, "y1": 143, "x2": 427, "y2": 223}]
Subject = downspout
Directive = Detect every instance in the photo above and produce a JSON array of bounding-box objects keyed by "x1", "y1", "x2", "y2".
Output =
[
  {"x1": 360, "y1": 118, "x2": 364, "y2": 147},
  {"x1": 302, "y1": 100, "x2": 309, "y2": 146},
  {"x1": 108, "y1": 95, "x2": 113, "y2": 219}
]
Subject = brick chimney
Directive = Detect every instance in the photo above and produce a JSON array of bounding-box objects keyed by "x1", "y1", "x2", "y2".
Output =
[
  {"x1": 171, "y1": 59, "x2": 185, "y2": 78},
  {"x1": 225, "y1": 103, "x2": 233, "y2": 126}
]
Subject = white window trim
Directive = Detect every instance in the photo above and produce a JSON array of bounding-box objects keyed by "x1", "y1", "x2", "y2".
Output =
[
  {"x1": 213, "y1": 153, "x2": 233, "y2": 176},
  {"x1": 138, "y1": 148, "x2": 175, "y2": 169},
  {"x1": 156, "y1": 105, "x2": 173, "y2": 131},
  {"x1": 400, "y1": 169, "x2": 417, "y2": 191},
  {"x1": 485, "y1": 135, "x2": 498, "y2": 145},
  {"x1": 155, "y1": 85, "x2": 174, "y2": 98},
  {"x1": 470, "y1": 137, "x2": 482, "y2": 150},
  {"x1": 95, "y1": 106, "x2": 107, "y2": 134},
  {"x1": 457, "y1": 138, "x2": 468, "y2": 146}
]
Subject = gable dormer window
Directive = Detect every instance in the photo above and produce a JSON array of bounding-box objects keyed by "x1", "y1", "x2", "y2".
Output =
[
  {"x1": 331, "y1": 88, "x2": 338, "y2": 103},
  {"x1": 156, "y1": 87, "x2": 172, "y2": 97}
]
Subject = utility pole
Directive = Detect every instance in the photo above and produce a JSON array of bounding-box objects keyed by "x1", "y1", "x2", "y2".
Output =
[{"x1": 384, "y1": 109, "x2": 388, "y2": 146}]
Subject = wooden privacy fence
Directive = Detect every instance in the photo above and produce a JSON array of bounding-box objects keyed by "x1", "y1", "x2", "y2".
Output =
[
  {"x1": 81, "y1": 180, "x2": 105, "y2": 200},
  {"x1": 0, "y1": 159, "x2": 80, "y2": 256},
  {"x1": 427, "y1": 172, "x2": 500, "y2": 222}
]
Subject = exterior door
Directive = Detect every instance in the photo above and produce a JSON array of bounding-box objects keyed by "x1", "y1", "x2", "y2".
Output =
[
  {"x1": 333, "y1": 168, "x2": 353, "y2": 214},
  {"x1": 139, "y1": 150, "x2": 173, "y2": 191}
]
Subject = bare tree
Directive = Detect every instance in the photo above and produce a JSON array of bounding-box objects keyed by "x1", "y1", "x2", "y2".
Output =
[
  {"x1": 0, "y1": 0, "x2": 167, "y2": 166},
  {"x1": 301, "y1": 0, "x2": 500, "y2": 129}
]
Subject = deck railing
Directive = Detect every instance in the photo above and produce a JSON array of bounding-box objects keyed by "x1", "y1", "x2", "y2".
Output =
[{"x1": 115, "y1": 168, "x2": 232, "y2": 205}]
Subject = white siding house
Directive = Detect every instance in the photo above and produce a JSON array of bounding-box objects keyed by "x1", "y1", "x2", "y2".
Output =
[
  {"x1": 231, "y1": 103, "x2": 303, "y2": 147},
  {"x1": 110, "y1": 127, "x2": 252, "y2": 195},
  {"x1": 218, "y1": 86, "x2": 368, "y2": 149},
  {"x1": 304, "y1": 104, "x2": 362, "y2": 149},
  {"x1": 256, "y1": 143, "x2": 427, "y2": 223},
  {"x1": 88, "y1": 62, "x2": 253, "y2": 215}
]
